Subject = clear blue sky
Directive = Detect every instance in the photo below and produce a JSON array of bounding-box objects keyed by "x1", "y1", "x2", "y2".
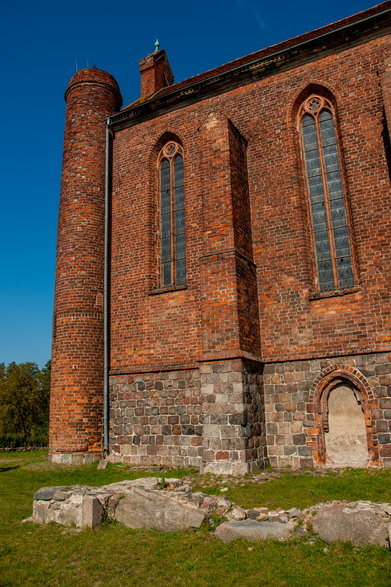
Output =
[{"x1": 0, "y1": 0, "x2": 380, "y2": 367}]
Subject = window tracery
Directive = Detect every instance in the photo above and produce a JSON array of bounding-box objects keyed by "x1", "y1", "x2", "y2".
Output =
[
  {"x1": 299, "y1": 95, "x2": 354, "y2": 291},
  {"x1": 158, "y1": 141, "x2": 186, "y2": 287}
]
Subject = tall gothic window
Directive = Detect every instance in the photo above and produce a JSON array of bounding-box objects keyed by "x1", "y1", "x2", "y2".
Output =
[
  {"x1": 300, "y1": 95, "x2": 355, "y2": 292},
  {"x1": 158, "y1": 141, "x2": 186, "y2": 287}
]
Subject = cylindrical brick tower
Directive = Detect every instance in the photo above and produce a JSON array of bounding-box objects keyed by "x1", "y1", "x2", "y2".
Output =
[{"x1": 49, "y1": 68, "x2": 122, "y2": 464}]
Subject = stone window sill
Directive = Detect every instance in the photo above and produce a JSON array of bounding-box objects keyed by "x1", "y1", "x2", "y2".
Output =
[
  {"x1": 309, "y1": 286, "x2": 362, "y2": 301},
  {"x1": 149, "y1": 284, "x2": 188, "y2": 296}
]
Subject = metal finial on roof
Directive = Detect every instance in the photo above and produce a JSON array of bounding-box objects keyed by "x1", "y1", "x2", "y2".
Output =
[{"x1": 154, "y1": 38, "x2": 160, "y2": 52}]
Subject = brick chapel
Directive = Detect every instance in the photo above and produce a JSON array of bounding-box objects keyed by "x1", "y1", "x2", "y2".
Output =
[{"x1": 49, "y1": 2, "x2": 391, "y2": 472}]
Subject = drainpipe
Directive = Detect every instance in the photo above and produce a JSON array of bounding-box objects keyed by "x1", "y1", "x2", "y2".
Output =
[{"x1": 103, "y1": 120, "x2": 112, "y2": 457}]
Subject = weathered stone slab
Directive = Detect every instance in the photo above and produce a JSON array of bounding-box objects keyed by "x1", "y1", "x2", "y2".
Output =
[
  {"x1": 287, "y1": 507, "x2": 301, "y2": 518},
  {"x1": 99, "y1": 477, "x2": 162, "y2": 494},
  {"x1": 34, "y1": 486, "x2": 69, "y2": 501},
  {"x1": 127, "y1": 477, "x2": 165, "y2": 489},
  {"x1": 114, "y1": 487, "x2": 205, "y2": 531},
  {"x1": 214, "y1": 520, "x2": 294, "y2": 543},
  {"x1": 309, "y1": 501, "x2": 390, "y2": 547}
]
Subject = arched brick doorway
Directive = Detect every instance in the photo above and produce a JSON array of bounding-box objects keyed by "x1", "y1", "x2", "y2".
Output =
[{"x1": 308, "y1": 366, "x2": 379, "y2": 467}]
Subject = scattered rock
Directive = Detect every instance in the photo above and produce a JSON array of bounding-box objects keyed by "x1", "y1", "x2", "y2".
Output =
[
  {"x1": 176, "y1": 484, "x2": 192, "y2": 493},
  {"x1": 246, "y1": 509, "x2": 260, "y2": 520},
  {"x1": 267, "y1": 510, "x2": 281, "y2": 522},
  {"x1": 31, "y1": 477, "x2": 391, "y2": 548},
  {"x1": 214, "y1": 520, "x2": 294, "y2": 543},
  {"x1": 229, "y1": 507, "x2": 247, "y2": 521},
  {"x1": 164, "y1": 478, "x2": 183, "y2": 489},
  {"x1": 293, "y1": 526, "x2": 308, "y2": 537},
  {"x1": 215, "y1": 496, "x2": 232, "y2": 514},
  {"x1": 287, "y1": 507, "x2": 301, "y2": 518},
  {"x1": 254, "y1": 507, "x2": 269, "y2": 515}
]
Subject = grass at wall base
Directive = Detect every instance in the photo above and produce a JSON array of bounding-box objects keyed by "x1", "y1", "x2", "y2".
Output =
[{"x1": 0, "y1": 450, "x2": 390, "y2": 586}]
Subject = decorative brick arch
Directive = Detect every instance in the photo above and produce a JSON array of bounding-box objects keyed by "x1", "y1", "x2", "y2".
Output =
[
  {"x1": 149, "y1": 130, "x2": 185, "y2": 165},
  {"x1": 288, "y1": 80, "x2": 341, "y2": 124},
  {"x1": 307, "y1": 365, "x2": 380, "y2": 466}
]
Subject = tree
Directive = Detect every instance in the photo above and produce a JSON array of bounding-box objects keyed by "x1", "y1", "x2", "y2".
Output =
[{"x1": 0, "y1": 361, "x2": 50, "y2": 446}]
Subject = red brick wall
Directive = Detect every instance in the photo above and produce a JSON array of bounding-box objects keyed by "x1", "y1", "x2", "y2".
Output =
[
  {"x1": 49, "y1": 69, "x2": 121, "y2": 460},
  {"x1": 110, "y1": 123, "x2": 203, "y2": 372},
  {"x1": 110, "y1": 36, "x2": 391, "y2": 371}
]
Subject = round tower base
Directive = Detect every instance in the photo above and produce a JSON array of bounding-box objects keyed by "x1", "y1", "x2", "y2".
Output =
[{"x1": 48, "y1": 452, "x2": 102, "y2": 465}]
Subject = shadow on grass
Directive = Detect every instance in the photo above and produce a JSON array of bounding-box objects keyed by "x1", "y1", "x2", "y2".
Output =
[{"x1": 0, "y1": 465, "x2": 20, "y2": 472}]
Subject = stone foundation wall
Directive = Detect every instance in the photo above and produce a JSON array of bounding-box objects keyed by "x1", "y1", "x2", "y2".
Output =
[
  {"x1": 264, "y1": 352, "x2": 391, "y2": 468},
  {"x1": 200, "y1": 358, "x2": 267, "y2": 475},
  {"x1": 109, "y1": 358, "x2": 268, "y2": 473},
  {"x1": 109, "y1": 369, "x2": 203, "y2": 468},
  {"x1": 109, "y1": 353, "x2": 390, "y2": 472}
]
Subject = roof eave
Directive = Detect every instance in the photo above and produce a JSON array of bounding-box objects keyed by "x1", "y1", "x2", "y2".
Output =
[{"x1": 108, "y1": 7, "x2": 391, "y2": 131}]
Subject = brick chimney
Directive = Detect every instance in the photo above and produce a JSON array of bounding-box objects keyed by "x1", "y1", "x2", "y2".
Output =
[{"x1": 139, "y1": 49, "x2": 174, "y2": 98}]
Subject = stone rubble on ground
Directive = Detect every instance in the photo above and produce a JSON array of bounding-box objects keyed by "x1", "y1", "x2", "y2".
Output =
[
  {"x1": 32, "y1": 477, "x2": 232, "y2": 531},
  {"x1": 302, "y1": 500, "x2": 391, "y2": 548},
  {"x1": 31, "y1": 477, "x2": 391, "y2": 547}
]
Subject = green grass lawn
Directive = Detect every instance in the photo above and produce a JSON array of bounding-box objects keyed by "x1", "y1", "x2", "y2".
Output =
[
  {"x1": 193, "y1": 468, "x2": 391, "y2": 510},
  {"x1": 0, "y1": 451, "x2": 390, "y2": 586}
]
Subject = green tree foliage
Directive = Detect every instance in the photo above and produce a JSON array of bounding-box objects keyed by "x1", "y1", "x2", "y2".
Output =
[{"x1": 0, "y1": 361, "x2": 50, "y2": 447}]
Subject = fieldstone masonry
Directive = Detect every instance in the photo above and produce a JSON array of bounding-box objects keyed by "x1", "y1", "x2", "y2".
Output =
[
  {"x1": 200, "y1": 359, "x2": 266, "y2": 474},
  {"x1": 109, "y1": 353, "x2": 391, "y2": 471},
  {"x1": 109, "y1": 369, "x2": 203, "y2": 468},
  {"x1": 264, "y1": 352, "x2": 391, "y2": 469},
  {"x1": 109, "y1": 359, "x2": 267, "y2": 473}
]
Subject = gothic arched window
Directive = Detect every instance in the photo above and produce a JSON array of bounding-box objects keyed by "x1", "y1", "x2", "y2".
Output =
[
  {"x1": 158, "y1": 141, "x2": 186, "y2": 287},
  {"x1": 299, "y1": 95, "x2": 354, "y2": 292}
]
